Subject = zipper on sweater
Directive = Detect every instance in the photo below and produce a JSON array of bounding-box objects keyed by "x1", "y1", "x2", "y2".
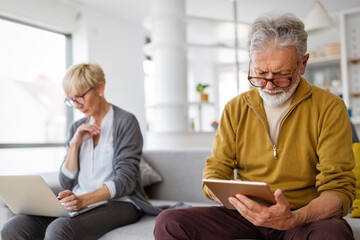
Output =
[
  {"x1": 244, "y1": 82, "x2": 312, "y2": 161},
  {"x1": 244, "y1": 98, "x2": 276, "y2": 159},
  {"x1": 273, "y1": 145, "x2": 277, "y2": 159},
  {"x1": 273, "y1": 91, "x2": 312, "y2": 160}
]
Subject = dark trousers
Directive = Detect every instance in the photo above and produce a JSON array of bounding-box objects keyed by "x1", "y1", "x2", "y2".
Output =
[
  {"x1": 1, "y1": 201, "x2": 143, "y2": 240},
  {"x1": 154, "y1": 206, "x2": 354, "y2": 240}
]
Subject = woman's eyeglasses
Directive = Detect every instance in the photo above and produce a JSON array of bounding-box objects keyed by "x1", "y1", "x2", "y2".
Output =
[{"x1": 64, "y1": 87, "x2": 93, "y2": 107}]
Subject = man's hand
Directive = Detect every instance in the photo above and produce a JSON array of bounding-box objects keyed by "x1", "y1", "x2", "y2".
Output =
[
  {"x1": 207, "y1": 188, "x2": 222, "y2": 204},
  {"x1": 228, "y1": 189, "x2": 298, "y2": 230}
]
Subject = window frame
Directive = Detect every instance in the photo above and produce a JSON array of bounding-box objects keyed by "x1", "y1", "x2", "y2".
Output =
[{"x1": 0, "y1": 16, "x2": 73, "y2": 150}]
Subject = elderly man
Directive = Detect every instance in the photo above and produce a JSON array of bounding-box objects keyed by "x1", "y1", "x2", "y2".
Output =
[{"x1": 154, "y1": 13, "x2": 356, "y2": 240}]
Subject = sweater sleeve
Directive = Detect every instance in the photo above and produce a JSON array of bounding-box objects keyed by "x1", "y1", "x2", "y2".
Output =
[
  {"x1": 111, "y1": 113, "x2": 143, "y2": 198},
  {"x1": 316, "y1": 100, "x2": 356, "y2": 216},
  {"x1": 59, "y1": 120, "x2": 82, "y2": 190},
  {"x1": 202, "y1": 102, "x2": 238, "y2": 199}
]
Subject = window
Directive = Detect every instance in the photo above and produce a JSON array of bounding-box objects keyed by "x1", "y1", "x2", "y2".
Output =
[
  {"x1": 0, "y1": 18, "x2": 71, "y2": 174},
  {"x1": 217, "y1": 64, "x2": 250, "y2": 116}
]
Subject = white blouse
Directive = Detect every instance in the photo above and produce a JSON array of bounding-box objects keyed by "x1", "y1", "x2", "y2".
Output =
[{"x1": 62, "y1": 107, "x2": 135, "y2": 205}]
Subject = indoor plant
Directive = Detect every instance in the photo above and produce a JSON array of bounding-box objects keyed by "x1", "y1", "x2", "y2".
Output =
[{"x1": 196, "y1": 83, "x2": 209, "y2": 102}]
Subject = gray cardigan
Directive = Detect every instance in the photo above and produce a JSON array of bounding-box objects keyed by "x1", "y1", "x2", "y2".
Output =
[{"x1": 59, "y1": 105, "x2": 162, "y2": 215}]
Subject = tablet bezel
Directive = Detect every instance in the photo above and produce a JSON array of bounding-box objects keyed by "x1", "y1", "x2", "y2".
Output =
[{"x1": 202, "y1": 179, "x2": 276, "y2": 209}]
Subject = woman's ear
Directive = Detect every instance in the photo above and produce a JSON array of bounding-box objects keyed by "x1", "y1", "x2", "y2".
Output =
[{"x1": 97, "y1": 82, "x2": 105, "y2": 97}]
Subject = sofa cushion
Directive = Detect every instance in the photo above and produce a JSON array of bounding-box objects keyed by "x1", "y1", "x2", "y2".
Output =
[
  {"x1": 99, "y1": 200, "x2": 216, "y2": 240},
  {"x1": 143, "y1": 149, "x2": 213, "y2": 203},
  {"x1": 100, "y1": 215, "x2": 155, "y2": 240},
  {"x1": 140, "y1": 157, "x2": 162, "y2": 187},
  {"x1": 344, "y1": 214, "x2": 360, "y2": 240}
]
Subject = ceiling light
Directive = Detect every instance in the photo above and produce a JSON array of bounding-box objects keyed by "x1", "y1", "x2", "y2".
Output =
[{"x1": 304, "y1": 0, "x2": 334, "y2": 32}]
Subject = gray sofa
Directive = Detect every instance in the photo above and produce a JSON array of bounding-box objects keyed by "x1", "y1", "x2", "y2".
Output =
[{"x1": 0, "y1": 149, "x2": 359, "y2": 239}]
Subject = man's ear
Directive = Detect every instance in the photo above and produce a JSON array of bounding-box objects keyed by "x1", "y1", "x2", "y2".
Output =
[{"x1": 300, "y1": 53, "x2": 310, "y2": 75}]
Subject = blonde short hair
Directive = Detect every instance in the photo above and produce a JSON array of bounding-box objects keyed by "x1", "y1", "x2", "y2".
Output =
[{"x1": 63, "y1": 62, "x2": 106, "y2": 95}]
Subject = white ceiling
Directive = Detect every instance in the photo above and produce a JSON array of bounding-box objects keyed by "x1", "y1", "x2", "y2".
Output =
[{"x1": 67, "y1": 0, "x2": 360, "y2": 25}]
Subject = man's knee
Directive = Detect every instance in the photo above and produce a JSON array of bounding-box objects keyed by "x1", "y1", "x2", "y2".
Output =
[
  {"x1": 310, "y1": 218, "x2": 354, "y2": 240},
  {"x1": 154, "y1": 208, "x2": 190, "y2": 239},
  {"x1": 307, "y1": 218, "x2": 354, "y2": 240},
  {"x1": 156, "y1": 208, "x2": 190, "y2": 226}
]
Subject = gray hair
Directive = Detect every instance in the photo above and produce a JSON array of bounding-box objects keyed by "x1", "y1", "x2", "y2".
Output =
[{"x1": 247, "y1": 13, "x2": 308, "y2": 63}]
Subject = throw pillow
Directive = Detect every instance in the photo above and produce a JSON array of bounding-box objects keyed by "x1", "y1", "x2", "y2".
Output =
[
  {"x1": 351, "y1": 143, "x2": 360, "y2": 217},
  {"x1": 140, "y1": 157, "x2": 162, "y2": 187}
]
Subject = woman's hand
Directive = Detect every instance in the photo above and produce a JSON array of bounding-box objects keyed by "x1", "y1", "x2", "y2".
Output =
[
  {"x1": 64, "y1": 124, "x2": 99, "y2": 172},
  {"x1": 58, "y1": 190, "x2": 85, "y2": 211},
  {"x1": 70, "y1": 123, "x2": 100, "y2": 146}
]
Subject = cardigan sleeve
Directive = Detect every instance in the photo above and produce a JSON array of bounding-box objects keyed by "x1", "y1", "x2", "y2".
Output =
[
  {"x1": 111, "y1": 113, "x2": 143, "y2": 198},
  {"x1": 59, "y1": 120, "x2": 82, "y2": 190}
]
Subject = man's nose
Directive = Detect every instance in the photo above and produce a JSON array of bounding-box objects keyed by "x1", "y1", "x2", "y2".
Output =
[{"x1": 264, "y1": 79, "x2": 277, "y2": 90}]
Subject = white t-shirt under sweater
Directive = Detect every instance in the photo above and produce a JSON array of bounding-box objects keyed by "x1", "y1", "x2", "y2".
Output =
[{"x1": 263, "y1": 97, "x2": 292, "y2": 145}]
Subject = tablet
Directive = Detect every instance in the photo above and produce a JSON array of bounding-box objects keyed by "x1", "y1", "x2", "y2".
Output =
[{"x1": 202, "y1": 179, "x2": 276, "y2": 209}]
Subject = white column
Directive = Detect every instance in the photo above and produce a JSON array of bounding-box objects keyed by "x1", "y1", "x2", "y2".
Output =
[{"x1": 150, "y1": 0, "x2": 188, "y2": 132}]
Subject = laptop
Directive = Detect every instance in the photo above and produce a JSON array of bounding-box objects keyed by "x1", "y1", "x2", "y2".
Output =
[{"x1": 0, "y1": 175, "x2": 104, "y2": 217}]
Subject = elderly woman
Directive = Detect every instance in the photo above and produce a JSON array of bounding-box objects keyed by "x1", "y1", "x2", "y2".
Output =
[{"x1": 1, "y1": 63, "x2": 161, "y2": 239}]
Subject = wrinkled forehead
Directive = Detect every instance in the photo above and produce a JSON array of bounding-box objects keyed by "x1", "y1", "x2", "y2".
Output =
[{"x1": 251, "y1": 45, "x2": 298, "y2": 70}]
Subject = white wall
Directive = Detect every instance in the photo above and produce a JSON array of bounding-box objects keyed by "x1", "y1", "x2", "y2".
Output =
[
  {"x1": 79, "y1": 6, "x2": 147, "y2": 136},
  {"x1": 0, "y1": 0, "x2": 78, "y2": 33},
  {"x1": 0, "y1": 0, "x2": 148, "y2": 139}
]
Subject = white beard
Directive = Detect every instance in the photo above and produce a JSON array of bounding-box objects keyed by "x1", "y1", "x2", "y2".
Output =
[{"x1": 258, "y1": 75, "x2": 301, "y2": 106}]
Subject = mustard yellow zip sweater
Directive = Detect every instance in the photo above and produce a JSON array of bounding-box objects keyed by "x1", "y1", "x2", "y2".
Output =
[{"x1": 202, "y1": 78, "x2": 356, "y2": 215}]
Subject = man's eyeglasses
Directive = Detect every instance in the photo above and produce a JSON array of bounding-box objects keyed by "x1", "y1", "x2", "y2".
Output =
[
  {"x1": 64, "y1": 87, "x2": 93, "y2": 107},
  {"x1": 247, "y1": 61, "x2": 297, "y2": 88}
]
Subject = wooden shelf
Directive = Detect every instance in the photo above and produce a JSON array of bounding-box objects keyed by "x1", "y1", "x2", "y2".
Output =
[{"x1": 188, "y1": 101, "x2": 215, "y2": 106}]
